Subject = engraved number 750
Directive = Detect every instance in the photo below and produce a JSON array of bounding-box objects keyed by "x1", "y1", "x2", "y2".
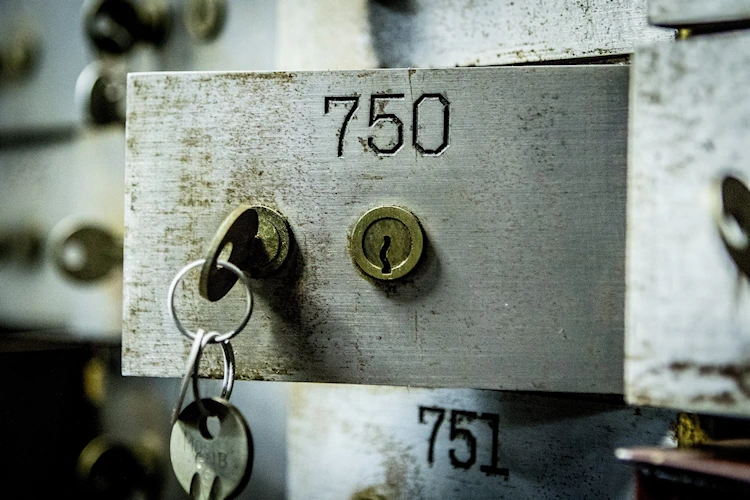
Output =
[{"x1": 324, "y1": 93, "x2": 450, "y2": 158}]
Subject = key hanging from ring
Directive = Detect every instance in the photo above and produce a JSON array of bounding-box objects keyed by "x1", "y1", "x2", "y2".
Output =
[
  {"x1": 167, "y1": 257, "x2": 256, "y2": 500},
  {"x1": 171, "y1": 329, "x2": 235, "y2": 425},
  {"x1": 170, "y1": 330, "x2": 254, "y2": 500}
]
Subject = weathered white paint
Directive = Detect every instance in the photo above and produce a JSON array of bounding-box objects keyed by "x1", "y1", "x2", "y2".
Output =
[
  {"x1": 627, "y1": 30, "x2": 750, "y2": 416},
  {"x1": 649, "y1": 0, "x2": 750, "y2": 27},
  {"x1": 278, "y1": 0, "x2": 673, "y2": 70}
]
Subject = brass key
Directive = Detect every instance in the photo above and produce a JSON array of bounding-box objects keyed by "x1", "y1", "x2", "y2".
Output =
[{"x1": 171, "y1": 398, "x2": 254, "y2": 500}]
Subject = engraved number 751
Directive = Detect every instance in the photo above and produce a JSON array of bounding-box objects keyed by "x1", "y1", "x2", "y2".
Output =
[{"x1": 418, "y1": 405, "x2": 508, "y2": 476}]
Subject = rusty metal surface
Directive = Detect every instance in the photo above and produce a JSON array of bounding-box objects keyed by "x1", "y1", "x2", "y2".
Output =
[
  {"x1": 278, "y1": 0, "x2": 673, "y2": 70},
  {"x1": 124, "y1": 66, "x2": 629, "y2": 391},
  {"x1": 288, "y1": 385, "x2": 675, "y2": 499},
  {"x1": 626, "y1": 30, "x2": 750, "y2": 415}
]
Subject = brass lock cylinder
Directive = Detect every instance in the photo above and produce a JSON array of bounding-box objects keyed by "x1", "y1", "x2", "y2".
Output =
[{"x1": 350, "y1": 206, "x2": 424, "y2": 280}]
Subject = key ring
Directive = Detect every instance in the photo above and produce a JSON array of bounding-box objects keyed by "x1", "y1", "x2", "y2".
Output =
[
  {"x1": 192, "y1": 330, "x2": 236, "y2": 419},
  {"x1": 171, "y1": 329, "x2": 235, "y2": 424},
  {"x1": 168, "y1": 258, "x2": 253, "y2": 343}
]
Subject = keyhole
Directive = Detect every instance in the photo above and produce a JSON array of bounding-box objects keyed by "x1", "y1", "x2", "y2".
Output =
[
  {"x1": 380, "y1": 236, "x2": 392, "y2": 274},
  {"x1": 716, "y1": 175, "x2": 750, "y2": 279}
]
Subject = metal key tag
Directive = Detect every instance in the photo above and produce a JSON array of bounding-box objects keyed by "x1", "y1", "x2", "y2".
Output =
[{"x1": 171, "y1": 398, "x2": 254, "y2": 500}]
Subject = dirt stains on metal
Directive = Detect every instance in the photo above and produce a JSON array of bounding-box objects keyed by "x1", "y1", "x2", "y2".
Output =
[
  {"x1": 220, "y1": 71, "x2": 296, "y2": 84},
  {"x1": 632, "y1": 361, "x2": 750, "y2": 408}
]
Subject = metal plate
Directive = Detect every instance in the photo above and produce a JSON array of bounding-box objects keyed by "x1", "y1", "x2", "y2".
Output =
[
  {"x1": 278, "y1": 0, "x2": 673, "y2": 69},
  {"x1": 626, "y1": 31, "x2": 750, "y2": 415},
  {"x1": 649, "y1": 0, "x2": 750, "y2": 28},
  {"x1": 124, "y1": 67, "x2": 628, "y2": 392},
  {"x1": 288, "y1": 384, "x2": 675, "y2": 499}
]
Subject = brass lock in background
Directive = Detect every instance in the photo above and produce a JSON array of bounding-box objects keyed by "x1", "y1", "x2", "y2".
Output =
[{"x1": 350, "y1": 206, "x2": 424, "y2": 281}]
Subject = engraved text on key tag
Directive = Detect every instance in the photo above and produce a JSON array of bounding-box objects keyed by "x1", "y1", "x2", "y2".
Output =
[{"x1": 171, "y1": 398, "x2": 254, "y2": 500}]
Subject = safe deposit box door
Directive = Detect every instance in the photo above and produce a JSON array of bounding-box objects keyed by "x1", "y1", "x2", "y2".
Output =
[
  {"x1": 124, "y1": 67, "x2": 626, "y2": 393},
  {"x1": 626, "y1": 31, "x2": 750, "y2": 415}
]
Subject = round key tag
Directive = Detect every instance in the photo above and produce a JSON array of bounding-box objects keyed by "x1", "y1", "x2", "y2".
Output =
[{"x1": 171, "y1": 398, "x2": 253, "y2": 500}]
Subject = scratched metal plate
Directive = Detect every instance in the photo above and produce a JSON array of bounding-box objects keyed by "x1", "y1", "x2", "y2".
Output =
[
  {"x1": 626, "y1": 31, "x2": 750, "y2": 415},
  {"x1": 288, "y1": 385, "x2": 674, "y2": 499},
  {"x1": 124, "y1": 67, "x2": 628, "y2": 392},
  {"x1": 278, "y1": 0, "x2": 673, "y2": 69}
]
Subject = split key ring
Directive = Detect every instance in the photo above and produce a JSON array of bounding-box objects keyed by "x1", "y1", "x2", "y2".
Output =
[{"x1": 167, "y1": 258, "x2": 253, "y2": 344}]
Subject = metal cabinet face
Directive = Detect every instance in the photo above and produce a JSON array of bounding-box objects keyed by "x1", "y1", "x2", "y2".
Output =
[
  {"x1": 626, "y1": 30, "x2": 750, "y2": 416},
  {"x1": 0, "y1": 0, "x2": 277, "y2": 334},
  {"x1": 288, "y1": 385, "x2": 674, "y2": 499},
  {"x1": 648, "y1": 0, "x2": 750, "y2": 27},
  {"x1": 279, "y1": 0, "x2": 672, "y2": 69},
  {"x1": 124, "y1": 66, "x2": 629, "y2": 392}
]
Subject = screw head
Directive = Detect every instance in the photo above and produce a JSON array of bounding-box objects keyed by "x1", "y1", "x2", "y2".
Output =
[{"x1": 351, "y1": 206, "x2": 423, "y2": 280}]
